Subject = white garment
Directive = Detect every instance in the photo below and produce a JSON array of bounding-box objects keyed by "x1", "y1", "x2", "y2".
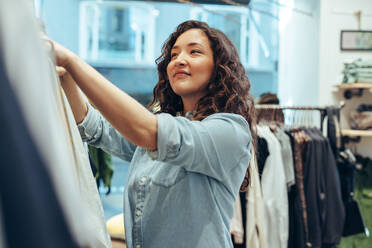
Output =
[
  {"x1": 257, "y1": 125, "x2": 288, "y2": 248},
  {"x1": 231, "y1": 194, "x2": 244, "y2": 244},
  {"x1": 274, "y1": 129, "x2": 296, "y2": 189},
  {"x1": 245, "y1": 147, "x2": 267, "y2": 248},
  {"x1": 0, "y1": 1, "x2": 111, "y2": 247}
]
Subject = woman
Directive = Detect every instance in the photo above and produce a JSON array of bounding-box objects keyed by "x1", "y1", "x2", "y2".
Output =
[{"x1": 54, "y1": 20, "x2": 255, "y2": 248}]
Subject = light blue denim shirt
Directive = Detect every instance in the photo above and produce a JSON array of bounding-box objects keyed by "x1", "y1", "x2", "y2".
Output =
[{"x1": 78, "y1": 105, "x2": 252, "y2": 248}]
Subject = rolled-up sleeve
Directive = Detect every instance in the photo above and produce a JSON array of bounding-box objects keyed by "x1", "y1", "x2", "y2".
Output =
[
  {"x1": 149, "y1": 113, "x2": 252, "y2": 182},
  {"x1": 77, "y1": 104, "x2": 137, "y2": 162}
]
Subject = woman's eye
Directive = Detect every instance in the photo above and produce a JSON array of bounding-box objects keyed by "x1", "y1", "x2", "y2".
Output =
[
  {"x1": 171, "y1": 53, "x2": 177, "y2": 58},
  {"x1": 191, "y1": 50, "x2": 201, "y2": 54}
]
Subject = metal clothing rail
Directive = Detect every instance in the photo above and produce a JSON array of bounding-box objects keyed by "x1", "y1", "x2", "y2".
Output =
[
  {"x1": 255, "y1": 102, "x2": 345, "y2": 130},
  {"x1": 256, "y1": 105, "x2": 327, "y2": 111},
  {"x1": 256, "y1": 102, "x2": 345, "y2": 111}
]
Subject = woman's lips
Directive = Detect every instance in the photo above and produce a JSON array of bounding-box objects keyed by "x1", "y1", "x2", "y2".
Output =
[{"x1": 174, "y1": 72, "x2": 190, "y2": 78}]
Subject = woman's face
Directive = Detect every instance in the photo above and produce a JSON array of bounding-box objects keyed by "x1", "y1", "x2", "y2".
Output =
[{"x1": 167, "y1": 29, "x2": 214, "y2": 101}]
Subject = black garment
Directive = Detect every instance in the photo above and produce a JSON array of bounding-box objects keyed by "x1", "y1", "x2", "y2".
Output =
[
  {"x1": 337, "y1": 153, "x2": 356, "y2": 203},
  {"x1": 256, "y1": 136, "x2": 269, "y2": 179},
  {"x1": 355, "y1": 154, "x2": 372, "y2": 190},
  {"x1": 326, "y1": 107, "x2": 364, "y2": 238},
  {"x1": 287, "y1": 184, "x2": 307, "y2": 248},
  {"x1": 0, "y1": 54, "x2": 79, "y2": 248},
  {"x1": 287, "y1": 128, "x2": 345, "y2": 248},
  {"x1": 338, "y1": 153, "x2": 366, "y2": 237},
  {"x1": 325, "y1": 107, "x2": 342, "y2": 157},
  {"x1": 304, "y1": 128, "x2": 345, "y2": 247},
  {"x1": 302, "y1": 128, "x2": 323, "y2": 248},
  {"x1": 318, "y1": 129, "x2": 345, "y2": 246},
  {"x1": 303, "y1": 128, "x2": 328, "y2": 248},
  {"x1": 322, "y1": 245, "x2": 337, "y2": 248}
]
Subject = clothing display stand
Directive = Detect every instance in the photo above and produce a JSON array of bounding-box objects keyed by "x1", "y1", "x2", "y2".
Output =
[{"x1": 253, "y1": 103, "x2": 347, "y2": 248}]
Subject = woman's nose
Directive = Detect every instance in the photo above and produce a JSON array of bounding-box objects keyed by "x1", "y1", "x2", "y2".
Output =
[{"x1": 174, "y1": 54, "x2": 187, "y2": 66}]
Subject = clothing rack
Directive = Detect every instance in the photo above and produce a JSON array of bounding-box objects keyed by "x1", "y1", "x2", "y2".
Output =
[
  {"x1": 256, "y1": 105, "x2": 327, "y2": 111},
  {"x1": 255, "y1": 102, "x2": 345, "y2": 130},
  {"x1": 256, "y1": 102, "x2": 345, "y2": 111}
]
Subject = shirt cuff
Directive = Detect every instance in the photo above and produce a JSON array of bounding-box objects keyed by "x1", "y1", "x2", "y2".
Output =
[
  {"x1": 77, "y1": 103, "x2": 100, "y2": 142},
  {"x1": 147, "y1": 113, "x2": 180, "y2": 161}
]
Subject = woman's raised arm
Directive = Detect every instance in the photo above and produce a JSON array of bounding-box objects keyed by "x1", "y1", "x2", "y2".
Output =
[{"x1": 53, "y1": 40, "x2": 158, "y2": 150}]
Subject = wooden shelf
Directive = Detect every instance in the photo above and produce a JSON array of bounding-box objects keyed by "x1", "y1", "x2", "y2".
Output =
[
  {"x1": 335, "y1": 83, "x2": 372, "y2": 89},
  {"x1": 341, "y1": 129, "x2": 372, "y2": 137}
]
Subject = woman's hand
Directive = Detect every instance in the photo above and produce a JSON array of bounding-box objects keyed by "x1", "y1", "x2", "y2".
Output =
[
  {"x1": 42, "y1": 35, "x2": 74, "y2": 69},
  {"x1": 56, "y1": 66, "x2": 67, "y2": 77},
  {"x1": 42, "y1": 35, "x2": 158, "y2": 149},
  {"x1": 52, "y1": 40, "x2": 75, "y2": 68}
]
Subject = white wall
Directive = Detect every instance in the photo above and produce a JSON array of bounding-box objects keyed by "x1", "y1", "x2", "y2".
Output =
[
  {"x1": 318, "y1": 0, "x2": 372, "y2": 105},
  {"x1": 279, "y1": 0, "x2": 372, "y2": 157},
  {"x1": 278, "y1": 0, "x2": 320, "y2": 106},
  {"x1": 318, "y1": 0, "x2": 372, "y2": 157}
]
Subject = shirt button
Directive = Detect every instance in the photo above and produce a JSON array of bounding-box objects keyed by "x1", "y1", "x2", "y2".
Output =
[
  {"x1": 140, "y1": 176, "x2": 147, "y2": 183},
  {"x1": 136, "y1": 210, "x2": 142, "y2": 217}
]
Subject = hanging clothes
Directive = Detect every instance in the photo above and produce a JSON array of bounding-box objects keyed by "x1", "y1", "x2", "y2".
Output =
[
  {"x1": 0, "y1": 55, "x2": 79, "y2": 248},
  {"x1": 301, "y1": 128, "x2": 324, "y2": 248},
  {"x1": 318, "y1": 132, "x2": 345, "y2": 246},
  {"x1": 257, "y1": 125, "x2": 288, "y2": 248},
  {"x1": 324, "y1": 107, "x2": 342, "y2": 156},
  {"x1": 89, "y1": 145, "x2": 114, "y2": 192},
  {"x1": 256, "y1": 136, "x2": 270, "y2": 179},
  {"x1": 233, "y1": 192, "x2": 247, "y2": 248},
  {"x1": 0, "y1": 194, "x2": 6, "y2": 248},
  {"x1": 290, "y1": 129, "x2": 312, "y2": 247},
  {"x1": 337, "y1": 150, "x2": 365, "y2": 237},
  {"x1": 0, "y1": 1, "x2": 111, "y2": 247},
  {"x1": 286, "y1": 129, "x2": 306, "y2": 248},
  {"x1": 274, "y1": 128, "x2": 296, "y2": 189},
  {"x1": 339, "y1": 154, "x2": 372, "y2": 248},
  {"x1": 231, "y1": 194, "x2": 244, "y2": 245},
  {"x1": 256, "y1": 106, "x2": 347, "y2": 248},
  {"x1": 245, "y1": 147, "x2": 267, "y2": 248}
]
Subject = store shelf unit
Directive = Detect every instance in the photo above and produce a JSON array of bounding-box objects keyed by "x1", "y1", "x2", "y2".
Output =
[
  {"x1": 335, "y1": 82, "x2": 372, "y2": 89},
  {"x1": 335, "y1": 82, "x2": 372, "y2": 143},
  {"x1": 341, "y1": 129, "x2": 372, "y2": 143},
  {"x1": 335, "y1": 82, "x2": 372, "y2": 99},
  {"x1": 341, "y1": 129, "x2": 372, "y2": 137}
]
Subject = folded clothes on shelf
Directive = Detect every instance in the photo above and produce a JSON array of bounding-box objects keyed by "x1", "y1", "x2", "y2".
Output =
[
  {"x1": 357, "y1": 104, "x2": 372, "y2": 113},
  {"x1": 342, "y1": 59, "x2": 372, "y2": 83},
  {"x1": 350, "y1": 111, "x2": 372, "y2": 130}
]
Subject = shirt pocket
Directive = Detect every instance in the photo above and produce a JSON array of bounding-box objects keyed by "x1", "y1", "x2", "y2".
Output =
[{"x1": 151, "y1": 162, "x2": 186, "y2": 187}]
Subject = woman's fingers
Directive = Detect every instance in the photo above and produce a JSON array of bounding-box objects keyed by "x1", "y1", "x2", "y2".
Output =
[
  {"x1": 56, "y1": 66, "x2": 67, "y2": 77},
  {"x1": 40, "y1": 35, "x2": 71, "y2": 67},
  {"x1": 41, "y1": 35, "x2": 54, "y2": 54}
]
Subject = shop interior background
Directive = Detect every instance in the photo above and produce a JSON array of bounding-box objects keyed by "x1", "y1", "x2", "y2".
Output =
[{"x1": 32, "y1": 0, "x2": 372, "y2": 223}]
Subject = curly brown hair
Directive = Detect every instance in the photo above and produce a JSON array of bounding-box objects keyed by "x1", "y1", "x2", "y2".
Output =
[{"x1": 148, "y1": 20, "x2": 256, "y2": 191}]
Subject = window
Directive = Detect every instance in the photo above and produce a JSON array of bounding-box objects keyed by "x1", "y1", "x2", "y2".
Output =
[
  {"x1": 191, "y1": 6, "x2": 252, "y2": 66},
  {"x1": 190, "y1": 5, "x2": 275, "y2": 70},
  {"x1": 33, "y1": 0, "x2": 41, "y2": 17},
  {"x1": 79, "y1": 1, "x2": 157, "y2": 67}
]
